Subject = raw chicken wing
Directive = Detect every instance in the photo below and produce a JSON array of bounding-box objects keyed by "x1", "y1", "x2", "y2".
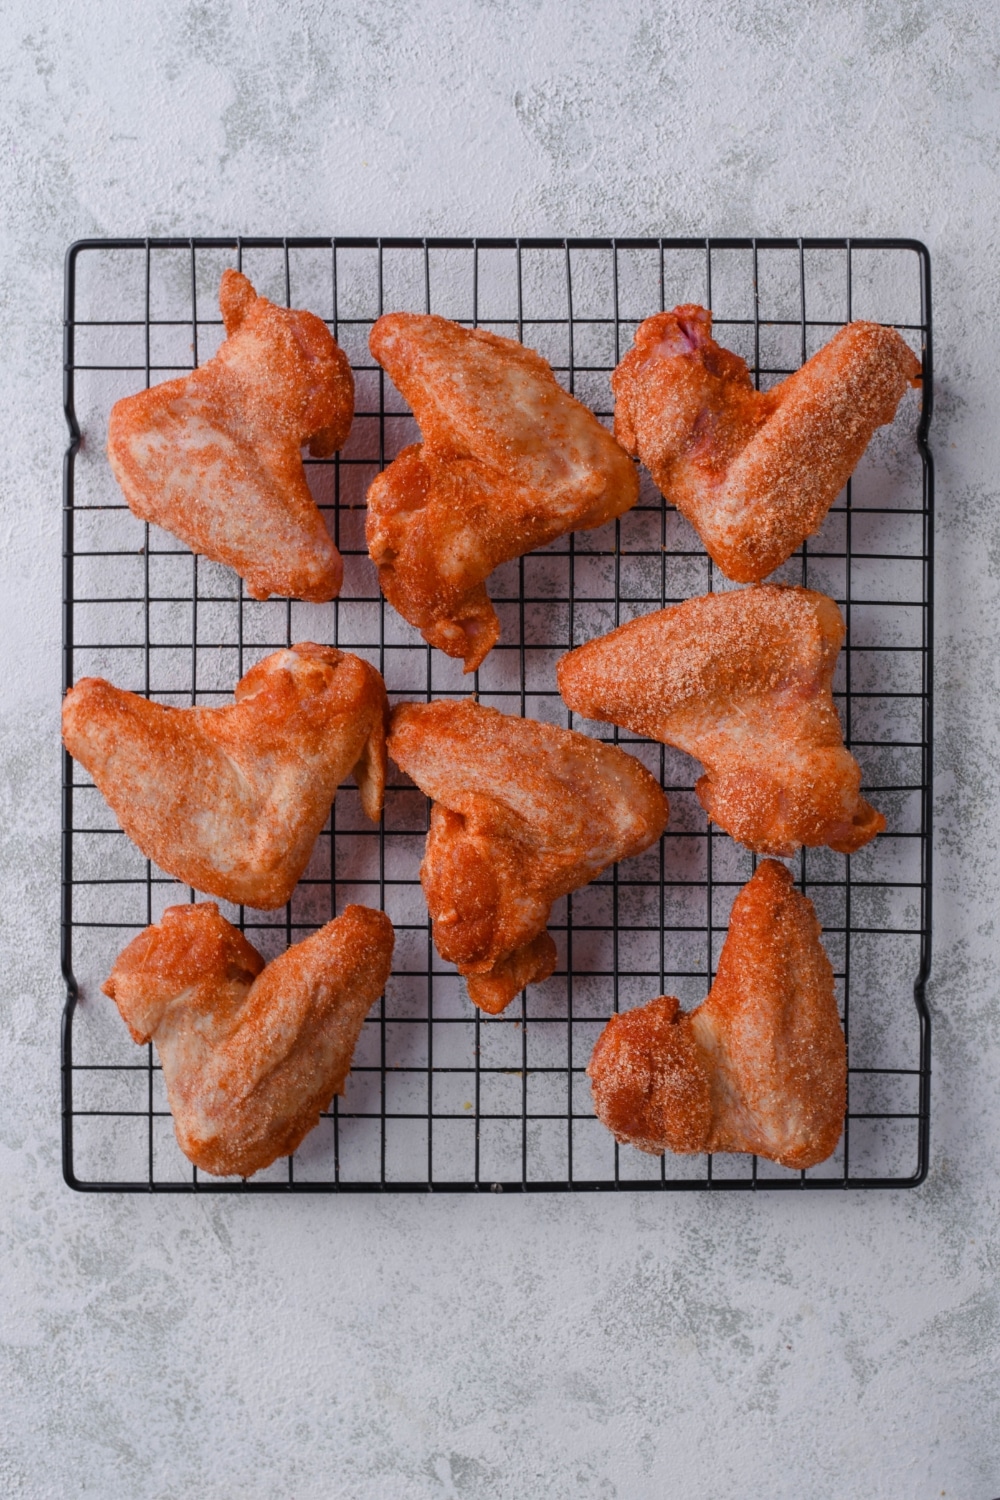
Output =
[
  {"x1": 63, "y1": 643, "x2": 387, "y2": 909},
  {"x1": 367, "y1": 313, "x2": 639, "y2": 671},
  {"x1": 388, "y1": 698, "x2": 668, "y2": 1014},
  {"x1": 104, "y1": 902, "x2": 394, "y2": 1177},
  {"x1": 558, "y1": 584, "x2": 883, "y2": 857},
  {"x1": 588, "y1": 859, "x2": 846, "y2": 1168},
  {"x1": 612, "y1": 305, "x2": 921, "y2": 581},
  {"x1": 108, "y1": 269, "x2": 354, "y2": 601}
]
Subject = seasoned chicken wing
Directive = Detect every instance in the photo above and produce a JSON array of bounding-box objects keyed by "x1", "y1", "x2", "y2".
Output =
[
  {"x1": 62, "y1": 643, "x2": 387, "y2": 909},
  {"x1": 612, "y1": 305, "x2": 921, "y2": 582},
  {"x1": 367, "y1": 313, "x2": 639, "y2": 671},
  {"x1": 558, "y1": 584, "x2": 883, "y2": 857},
  {"x1": 104, "y1": 902, "x2": 394, "y2": 1177},
  {"x1": 388, "y1": 699, "x2": 668, "y2": 1014},
  {"x1": 588, "y1": 859, "x2": 845, "y2": 1168},
  {"x1": 108, "y1": 269, "x2": 354, "y2": 601}
]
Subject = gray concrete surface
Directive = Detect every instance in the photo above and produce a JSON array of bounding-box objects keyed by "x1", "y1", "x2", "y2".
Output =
[{"x1": 1, "y1": 2, "x2": 998, "y2": 1496}]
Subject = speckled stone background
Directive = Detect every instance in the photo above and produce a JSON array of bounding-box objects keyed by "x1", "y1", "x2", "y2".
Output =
[{"x1": 1, "y1": 2, "x2": 998, "y2": 1496}]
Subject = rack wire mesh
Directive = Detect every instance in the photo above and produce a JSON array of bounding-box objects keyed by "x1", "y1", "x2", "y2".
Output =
[{"x1": 61, "y1": 236, "x2": 932, "y2": 1192}]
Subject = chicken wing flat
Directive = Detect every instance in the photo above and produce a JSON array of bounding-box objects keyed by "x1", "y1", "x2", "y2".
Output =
[
  {"x1": 108, "y1": 269, "x2": 354, "y2": 601},
  {"x1": 367, "y1": 313, "x2": 639, "y2": 671},
  {"x1": 612, "y1": 305, "x2": 921, "y2": 582},
  {"x1": 62, "y1": 643, "x2": 387, "y2": 909},
  {"x1": 104, "y1": 902, "x2": 394, "y2": 1177},
  {"x1": 388, "y1": 698, "x2": 668, "y2": 1014},
  {"x1": 588, "y1": 859, "x2": 845, "y2": 1168},
  {"x1": 558, "y1": 584, "x2": 883, "y2": 857}
]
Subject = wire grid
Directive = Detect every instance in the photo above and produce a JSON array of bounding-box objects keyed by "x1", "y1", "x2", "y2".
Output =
[{"x1": 61, "y1": 236, "x2": 932, "y2": 1192}]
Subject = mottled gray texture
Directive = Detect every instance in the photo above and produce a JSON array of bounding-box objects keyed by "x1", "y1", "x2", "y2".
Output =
[{"x1": 1, "y1": 1, "x2": 998, "y2": 1496}]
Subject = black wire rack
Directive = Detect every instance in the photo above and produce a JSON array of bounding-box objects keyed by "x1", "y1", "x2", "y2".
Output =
[{"x1": 61, "y1": 236, "x2": 932, "y2": 1192}]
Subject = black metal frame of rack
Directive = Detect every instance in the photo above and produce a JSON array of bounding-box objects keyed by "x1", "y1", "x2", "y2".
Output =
[{"x1": 61, "y1": 236, "x2": 933, "y2": 1192}]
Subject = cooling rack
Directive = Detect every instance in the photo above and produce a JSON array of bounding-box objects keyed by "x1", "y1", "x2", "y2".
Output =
[{"x1": 61, "y1": 237, "x2": 932, "y2": 1192}]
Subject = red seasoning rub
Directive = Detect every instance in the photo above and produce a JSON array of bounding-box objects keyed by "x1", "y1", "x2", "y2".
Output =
[
  {"x1": 388, "y1": 698, "x2": 668, "y2": 1015},
  {"x1": 62, "y1": 644, "x2": 388, "y2": 909},
  {"x1": 104, "y1": 902, "x2": 394, "y2": 1178},
  {"x1": 108, "y1": 270, "x2": 354, "y2": 601},
  {"x1": 366, "y1": 313, "x2": 639, "y2": 672},
  {"x1": 588, "y1": 860, "x2": 846, "y2": 1169},
  {"x1": 612, "y1": 305, "x2": 921, "y2": 582},
  {"x1": 558, "y1": 584, "x2": 884, "y2": 858}
]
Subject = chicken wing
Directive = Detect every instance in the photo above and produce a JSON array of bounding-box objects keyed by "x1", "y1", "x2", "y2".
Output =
[
  {"x1": 588, "y1": 859, "x2": 845, "y2": 1168},
  {"x1": 558, "y1": 584, "x2": 883, "y2": 857},
  {"x1": 366, "y1": 313, "x2": 639, "y2": 671},
  {"x1": 388, "y1": 698, "x2": 668, "y2": 1014},
  {"x1": 62, "y1": 643, "x2": 387, "y2": 909},
  {"x1": 108, "y1": 269, "x2": 354, "y2": 601},
  {"x1": 612, "y1": 305, "x2": 921, "y2": 582},
  {"x1": 104, "y1": 902, "x2": 394, "y2": 1177}
]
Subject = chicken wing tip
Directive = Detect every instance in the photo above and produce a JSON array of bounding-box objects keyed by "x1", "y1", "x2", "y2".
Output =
[{"x1": 219, "y1": 267, "x2": 258, "y2": 335}]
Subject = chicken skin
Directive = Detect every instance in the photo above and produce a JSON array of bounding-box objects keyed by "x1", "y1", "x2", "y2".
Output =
[
  {"x1": 558, "y1": 585, "x2": 883, "y2": 857},
  {"x1": 108, "y1": 269, "x2": 354, "y2": 601},
  {"x1": 388, "y1": 698, "x2": 668, "y2": 1014},
  {"x1": 366, "y1": 313, "x2": 639, "y2": 671},
  {"x1": 612, "y1": 305, "x2": 921, "y2": 582},
  {"x1": 104, "y1": 902, "x2": 394, "y2": 1177},
  {"x1": 588, "y1": 859, "x2": 846, "y2": 1169},
  {"x1": 62, "y1": 644, "x2": 387, "y2": 909}
]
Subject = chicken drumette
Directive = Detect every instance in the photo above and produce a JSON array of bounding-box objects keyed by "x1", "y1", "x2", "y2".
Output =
[
  {"x1": 388, "y1": 698, "x2": 668, "y2": 1014},
  {"x1": 558, "y1": 584, "x2": 883, "y2": 857},
  {"x1": 108, "y1": 269, "x2": 354, "y2": 601},
  {"x1": 366, "y1": 313, "x2": 639, "y2": 671},
  {"x1": 588, "y1": 860, "x2": 846, "y2": 1169},
  {"x1": 104, "y1": 902, "x2": 394, "y2": 1177},
  {"x1": 612, "y1": 305, "x2": 921, "y2": 582},
  {"x1": 62, "y1": 644, "x2": 387, "y2": 909}
]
